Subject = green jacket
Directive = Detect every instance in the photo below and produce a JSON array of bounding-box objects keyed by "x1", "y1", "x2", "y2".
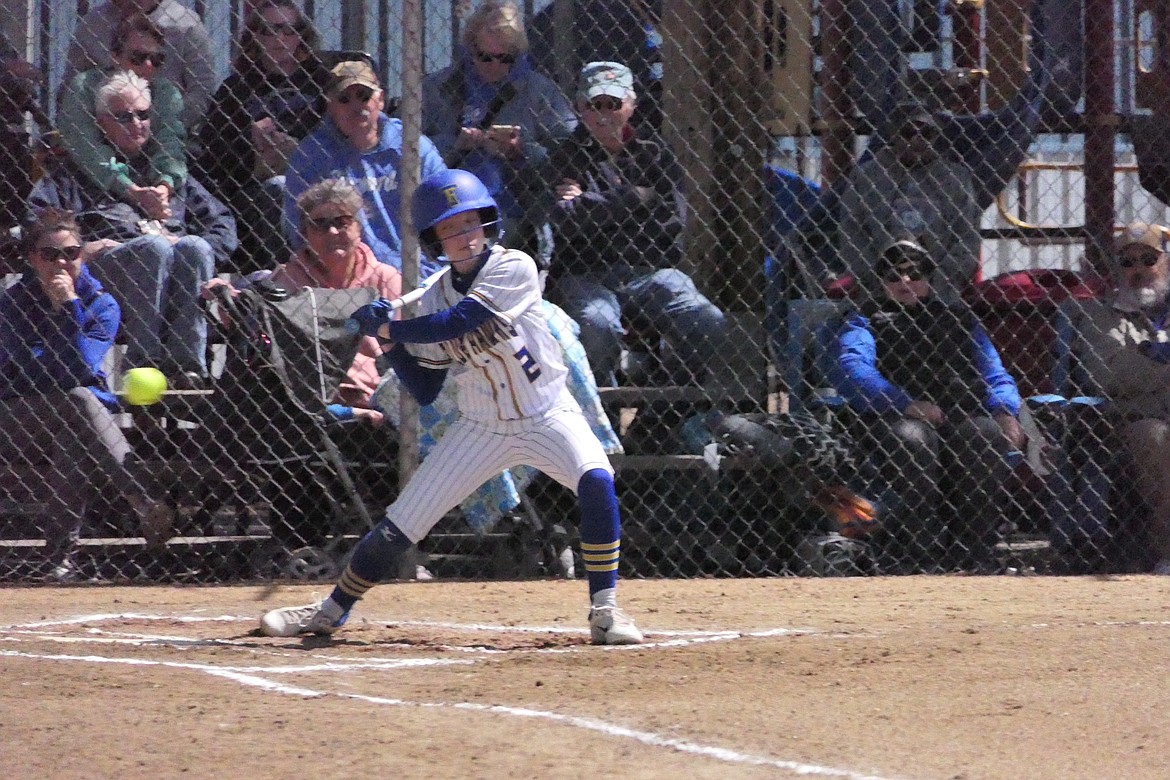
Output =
[{"x1": 57, "y1": 68, "x2": 187, "y2": 196}]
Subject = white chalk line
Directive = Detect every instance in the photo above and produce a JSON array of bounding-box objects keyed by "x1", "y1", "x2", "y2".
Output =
[
  {"x1": 0, "y1": 646, "x2": 904, "y2": 780},
  {"x1": 0, "y1": 613, "x2": 821, "y2": 655}
]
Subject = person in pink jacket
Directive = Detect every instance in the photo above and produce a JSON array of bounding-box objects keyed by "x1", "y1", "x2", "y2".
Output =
[{"x1": 205, "y1": 177, "x2": 402, "y2": 423}]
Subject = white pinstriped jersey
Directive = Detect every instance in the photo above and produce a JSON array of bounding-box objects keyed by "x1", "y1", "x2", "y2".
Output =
[{"x1": 407, "y1": 245, "x2": 570, "y2": 422}]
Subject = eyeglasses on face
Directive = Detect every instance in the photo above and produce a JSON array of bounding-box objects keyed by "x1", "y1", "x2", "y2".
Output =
[
  {"x1": 586, "y1": 97, "x2": 624, "y2": 113},
  {"x1": 306, "y1": 214, "x2": 357, "y2": 233},
  {"x1": 108, "y1": 109, "x2": 151, "y2": 124},
  {"x1": 127, "y1": 50, "x2": 165, "y2": 66},
  {"x1": 257, "y1": 21, "x2": 303, "y2": 36},
  {"x1": 35, "y1": 244, "x2": 83, "y2": 262},
  {"x1": 336, "y1": 86, "x2": 376, "y2": 105},
  {"x1": 473, "y1": 49, "x2": 516, "y2": 65},
  {"x1": 1118, "y1": 250, "x2": 1163, "y2": 268}
]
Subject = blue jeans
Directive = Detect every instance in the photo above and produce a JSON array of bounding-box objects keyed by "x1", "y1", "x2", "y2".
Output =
[
  {"x1": 90, "y1": 234, "x2": 215, "y2": 374},
  {"x1": 555, "y1": 268, "x2": 726, "y2": 386}
]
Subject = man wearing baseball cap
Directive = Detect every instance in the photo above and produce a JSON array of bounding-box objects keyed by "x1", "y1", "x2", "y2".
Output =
[
  {"x1": 836, "y1": 99, "x2": 981, "y2": 307},
  {"x1": 284, "y1": 57, "x2": 448, "y2": 274},
  {"x1": 543, "y1": 61, "x2": 725, "y2": 390},
  {"x1": 832, "y1": 234, "x2": 1024, "y2": 572},
  {"x1": 1072, "y1": 222, "x2": 1170, "y2": 574}
]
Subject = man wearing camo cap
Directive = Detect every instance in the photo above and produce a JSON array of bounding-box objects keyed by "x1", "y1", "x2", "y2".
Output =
[{"x1": 544, "y1": 61, "x2": 725, "y2": 388}]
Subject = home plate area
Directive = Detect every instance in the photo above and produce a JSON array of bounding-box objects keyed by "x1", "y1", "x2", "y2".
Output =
[{"x1": 3, "y1": 580, "x2": 1169, "y2": 780}]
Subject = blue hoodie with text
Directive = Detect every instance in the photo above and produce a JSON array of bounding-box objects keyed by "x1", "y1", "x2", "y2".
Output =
[{"x1": 284, "y1": 113, "x2": 448, "y2": 276}]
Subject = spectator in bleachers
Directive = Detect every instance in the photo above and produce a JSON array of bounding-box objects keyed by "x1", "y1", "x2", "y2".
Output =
[
  {"x1": 202, "y1": 177, "x2": 406, "y2": 556},
  {"x1": 831, "y1": 238, "x2": 1024, "y2": 572},
  {"x1": 285, "y1": 57, "x2": 447, "y2": 276},
  {"x1": 0, "y1": 209, "x2": 173, "y2": 581},
  {"x1": 196, "y1": 0, "x2": 330, "y2": 274},
  {"x1": 544, "y1": 61, "x2": 724, "y2": 387},
  {"x1": 836, "y1": 101, "x2": 981, "y2": 306},
  {"x1": 0, "y1": 30, "x2": 41, "y2": 234},
  {"x1": 58, "y1": 14, "x2": 186, "y2": 213},
  {"x1": 28, "y1": 70, "x2": 237, "y2": 389},
  {"x1": 1072, "y1": 223, "x2": 1170, "y2": 574},
  {"x1": 422, "y1": 0, "x2": 576, "y2": 265},
  {"x1": 205, "y1": 178, "x2": 400, "y2": 424},
  {"x1": 527, "y1": 0, "x2": 664, "y2": 131},
  {"x1": 65, "y1": 0, "x2": 218, "y2": 132}
]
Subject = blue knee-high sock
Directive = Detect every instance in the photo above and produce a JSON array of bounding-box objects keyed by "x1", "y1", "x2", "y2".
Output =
[
  {"x1": 330, "y1": 518, "x2": 412, "y2": 612},
  {"x1": 577, "y1": 468, "x2": 621, "y2": 597}
]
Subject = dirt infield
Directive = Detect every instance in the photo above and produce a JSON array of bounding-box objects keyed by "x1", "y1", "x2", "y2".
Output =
[{"x1": 1, "y1": 576, "x2": 1167, "y2": 779}]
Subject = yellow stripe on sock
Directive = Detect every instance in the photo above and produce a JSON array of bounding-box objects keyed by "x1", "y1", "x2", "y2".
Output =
[
  {"x1": 338, "y1": 568, "x2": 377, "y2": 598},
  {"x1": 581, "y1": 551, "x2": 620, "y2": 562},
  {"x1": 580, "y1": 540, "x2": 620, "y2": 552},
  {"x1": 584, "y1": 561, "x2": 620, "y2": 572}
]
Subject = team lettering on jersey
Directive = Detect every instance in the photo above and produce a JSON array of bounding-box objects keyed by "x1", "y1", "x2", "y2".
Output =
[{"x1": 443, "y1": 317, "x2": 540, "y2": 382}]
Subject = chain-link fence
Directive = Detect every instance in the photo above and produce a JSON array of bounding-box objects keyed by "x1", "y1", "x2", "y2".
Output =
[{"x1": 2, "y1": 0, "x2": 1169, "y2": 584}]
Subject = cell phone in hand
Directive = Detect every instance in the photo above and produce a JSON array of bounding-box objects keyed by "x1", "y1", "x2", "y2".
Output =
[{"x1": 489, "y1": 124, "x2": 519, "y2": 139}]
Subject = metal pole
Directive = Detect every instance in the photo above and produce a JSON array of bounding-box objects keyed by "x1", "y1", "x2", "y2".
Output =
[
  {"x1": 819, "y1": 0, "x2": 853, "y2": 186},
  {"x1": 952, "y1": 0, "x2": 984, "y2": 113},
  {"x1": 398, "y1": 0, "x2": 424, "y2": 483},
  {"x1": 553, "y1": 0, "x2": 576, "y2": 95},
  {"x1": 1083, "y1": 0, "x2": 1116, "y2": 276},
  {"x1": 341, "y1": 0, "x2": 366, "y2": 52}
]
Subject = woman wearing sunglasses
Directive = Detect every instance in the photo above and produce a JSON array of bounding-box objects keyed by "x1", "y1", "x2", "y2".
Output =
[
  {"x1": 196, "y1": 0, "x2": 330, "y2": 274},
  {"x1": 422, "y1": 0, "x2": 576, "y2": 265},
  {"x1": 0, "y1": 209, "x2": 174, "y2": 581},
  {"x1": 57, "y1": 13, "x2": 186, "y2": 224},
  {"x1": 831, "y1": 237, "x2": 1025, "y2": 574}
]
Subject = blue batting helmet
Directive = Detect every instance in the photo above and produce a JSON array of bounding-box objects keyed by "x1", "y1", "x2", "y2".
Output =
[{"x1": 412, "y1": 169, "x2": 501, "y2": 262}]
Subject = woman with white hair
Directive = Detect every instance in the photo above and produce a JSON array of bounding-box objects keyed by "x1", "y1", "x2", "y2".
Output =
[
  {"x1": 57, "y1": 13, "x2": 186, "y2": 218},
  {"x1": 422, "y1": 0, "x2": 576, "y2": 264}
]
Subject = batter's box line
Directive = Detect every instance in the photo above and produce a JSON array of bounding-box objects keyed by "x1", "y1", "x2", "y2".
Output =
[
  {"x1": 0, "y1": 614, "x2": 824, "y2": 651},
  {"x1": 0, "y1": 647, "x2": 906, "y2": 780}
]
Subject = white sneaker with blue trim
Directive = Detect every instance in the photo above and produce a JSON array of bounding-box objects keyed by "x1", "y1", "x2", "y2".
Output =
[{"x1": 260, "y1": 597, "x2": 348, "y2": 637}]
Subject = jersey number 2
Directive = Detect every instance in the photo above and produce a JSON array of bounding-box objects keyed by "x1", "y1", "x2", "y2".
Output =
[{"x1": 514, "y1": 346, "x2": 542, "y2": 382}]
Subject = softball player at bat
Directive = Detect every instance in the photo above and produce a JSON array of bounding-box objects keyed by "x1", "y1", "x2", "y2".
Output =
[{"x1": 261, "y1": 169, "x2": 643, "y2": 645}]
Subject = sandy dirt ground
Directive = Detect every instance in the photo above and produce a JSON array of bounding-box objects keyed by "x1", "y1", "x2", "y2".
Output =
[{"x1": 1, "y1": 575, "x2": 1167, "y2": 780}]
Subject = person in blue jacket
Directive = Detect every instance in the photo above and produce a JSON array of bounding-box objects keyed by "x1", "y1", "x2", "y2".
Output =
[
  {"x1": 830, "y1": 238, "x2": 1025, "y2": 572},
  {"x1": 284, "y1": 57, "x2": 448, "y2": 276},
  {"x1": 0, "y1": 209, "x2": 172, "y2": 581},
  {"x1": 28, "y1": 70, "x2": 238, "y2": 389}
]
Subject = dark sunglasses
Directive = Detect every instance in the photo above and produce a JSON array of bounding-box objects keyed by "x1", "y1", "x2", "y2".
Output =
[
  {"x1": 1118, "y1": 251, "x2": 1163, "y2": 268},
  {"x1": 474, "y1": 49, "x2": 516, "y2": 65},
  {"x1": 899, "y1": 121, "x2": 938, "y2": 139},
  {"x1": 336, "y1": 86, "x2": 376, "y2": 104},
  {"x1": 257, "y1": 21, "x2": 303, "y2": 36},
  {"x1": 306, "y1": 214, "x2": 357, "y2": 232},
  {"x1": 127, "y1": 50, "x2": 166, "y2": 66},
  {"x1": 587, "y1": 97, "x2": 624, "y2": 112},
  {"x1": 109, "y1": 109, "x2": 151, "y2": 124},
  {"x1": 35, "y1": 244, "x2": 83, "y2": 262},
  {"x1": 881, "y1": 266, "x2": 928, "y2": 283}
]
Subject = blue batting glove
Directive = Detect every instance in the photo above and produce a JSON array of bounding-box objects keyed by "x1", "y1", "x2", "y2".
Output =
[
  {"x1": 1142, "y1": 340, "x2": 1170, "y2": 364},
  {"x1": 347, "y1": 299, "x2": 395, "y2": 337}
]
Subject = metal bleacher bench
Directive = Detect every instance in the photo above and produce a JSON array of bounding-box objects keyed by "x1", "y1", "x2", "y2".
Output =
[{"x1": 602, "y1": 311, "x2": 773, "y2": 473}]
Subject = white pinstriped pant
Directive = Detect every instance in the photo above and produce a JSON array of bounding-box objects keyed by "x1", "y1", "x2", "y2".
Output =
[{"x1": 387, "y1": 401, "x2": 613, "y2": 543}]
